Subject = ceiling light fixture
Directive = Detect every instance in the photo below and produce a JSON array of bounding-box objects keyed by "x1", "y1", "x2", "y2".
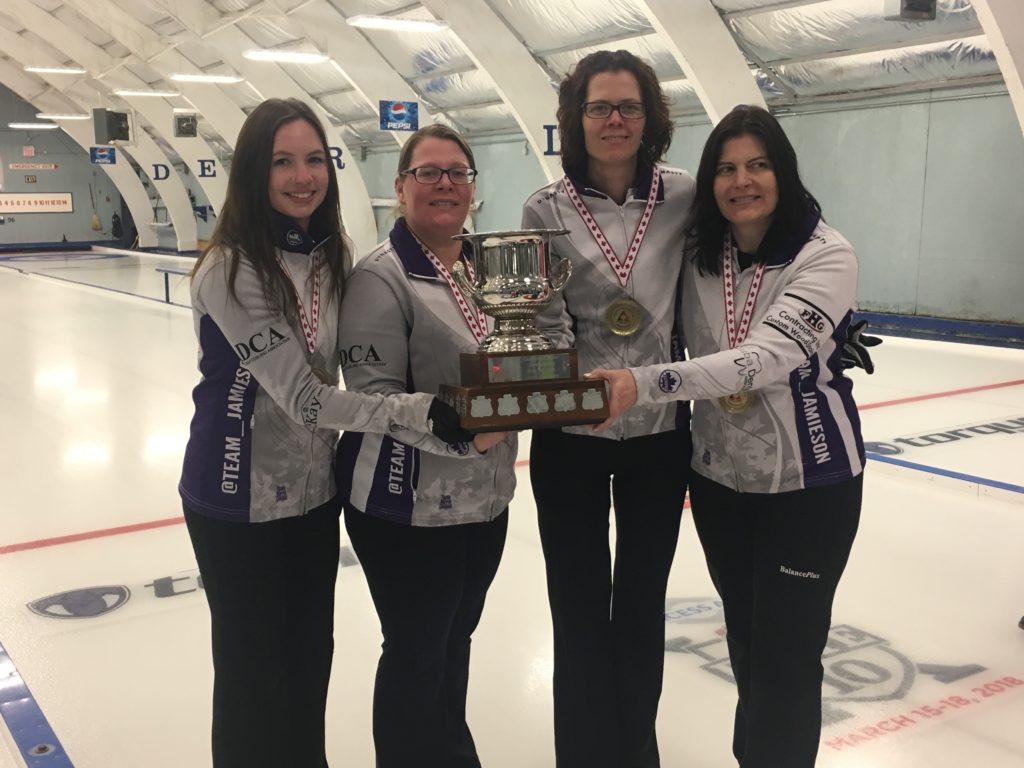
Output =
[
  {"x1": 169, "y1": 73, "x2": 244, "y2": 84},
  {"x1": 242, "y1": 49, "x2": 328, "y2": 64},
  {"x1": 35, "y1": 113, "x2": 91, "y2": 121},
  {"x1": 346, "y1": 15, "x2": 448, "y2": 32},
  {"x1": 8, "y1": 122, "x2": 60, "y2": 130},
  {"x1": 24, "y1": 65, "x2": 87, "y2": 75},
  {"x1": 113, "y1": 88, "x2": 180, "y2": 98}
]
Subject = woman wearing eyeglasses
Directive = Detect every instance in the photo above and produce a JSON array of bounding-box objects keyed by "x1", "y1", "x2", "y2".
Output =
[
  {"x1": 336, "y1": 124, "x2": 512, "y2": 768},
  {"x1": 521, "y1": 50, "x2": 695, "y2": 768}
]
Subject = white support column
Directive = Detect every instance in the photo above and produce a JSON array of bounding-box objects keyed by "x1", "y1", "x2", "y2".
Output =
[
  {"x1": 0, "y1": 62, "x2": 159, "y2": 248},
  {"x1": 418, "y1": 0, "x2": 562, "y2": 182},
  {"x1": 60, "y1": 122, "x2": 164, "y2": 249},
  {"x1": 973, "y1": 0, "x2": 1024, "y2": 138},
  {"x1": 637, "y1": 0, "x2": 766, "y2": 123}
]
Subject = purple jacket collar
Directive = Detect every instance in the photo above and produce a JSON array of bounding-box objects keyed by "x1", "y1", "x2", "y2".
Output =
[
  {"x1": 389, "y1": 217, "x2": 475, "y2": 278},
  {"x1": 270, "y1": 209, "x2": 335, "y2": 254},
  {"x1": 563, "y1": 162, "x2": 665, "y2": 203},
  {"x1": 757, "y1": 203, "x2": 822, "y2": 268}
]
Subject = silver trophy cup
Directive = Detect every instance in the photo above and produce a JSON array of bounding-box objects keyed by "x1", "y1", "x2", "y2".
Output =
[{"x1": 451, "y1": 229, "x2": 570, "y2": 353}]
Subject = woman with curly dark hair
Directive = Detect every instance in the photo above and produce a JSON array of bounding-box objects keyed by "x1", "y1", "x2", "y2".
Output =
[{"x1": 521, "y1": 50, "x2": 694, "y2": 768}]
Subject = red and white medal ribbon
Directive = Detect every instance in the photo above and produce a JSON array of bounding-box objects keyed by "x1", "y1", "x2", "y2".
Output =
[
  {"x1": 420, "y1": 243, "x2": 489, "y2": 344},
  {"x1": 722, "y1": 231, "x2": 767, "y2": 349},
  {"x1": 562, "y1": 165, "x2": 661, "y2": 287},
  {"x1": 278, "y1": 250, "x2": 321, "y2": 355}
]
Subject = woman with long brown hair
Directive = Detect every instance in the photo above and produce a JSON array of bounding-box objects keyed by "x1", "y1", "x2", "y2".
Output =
[{"x1": 179, "y1": 98, "x2": 467, "y2": 768}]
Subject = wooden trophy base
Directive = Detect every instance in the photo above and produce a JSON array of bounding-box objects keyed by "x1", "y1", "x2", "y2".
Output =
[{"x1": 438, "y1": 349, "x2": 609, "y2": 433}]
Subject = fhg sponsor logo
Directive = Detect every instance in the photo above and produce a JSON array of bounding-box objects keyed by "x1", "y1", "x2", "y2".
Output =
[{"x1": 800, "y1": 308, "x2": 826, "y2": 332}]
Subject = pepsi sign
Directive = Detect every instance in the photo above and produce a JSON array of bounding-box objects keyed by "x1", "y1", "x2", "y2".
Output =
[
  {"x1": 90, "y1": 146, "x2": 117, "y2": 165},
  {"x1": 379, "y1": 100, "x2": 419, "y2": 132}
]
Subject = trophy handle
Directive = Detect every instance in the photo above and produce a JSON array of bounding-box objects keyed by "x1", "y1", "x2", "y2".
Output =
[
  {"x1": 451, "y1": 261, "x2": 480, "y2": 304},
  {"x1": 549, "y1": 255, "x2": 572, "y2": 293}
]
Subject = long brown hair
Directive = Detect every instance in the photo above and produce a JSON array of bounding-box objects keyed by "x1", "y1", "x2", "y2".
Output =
[{"x1": 193, "y1": 97, "x2": 350, "y2": 315}]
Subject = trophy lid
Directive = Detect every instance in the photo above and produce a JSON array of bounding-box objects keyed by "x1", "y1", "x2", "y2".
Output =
[{"x1": 452, "y1": 228, "x2": 569, "y2": 248}]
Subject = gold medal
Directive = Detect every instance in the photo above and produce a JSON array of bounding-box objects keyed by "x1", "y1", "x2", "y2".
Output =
[
  {"x1": 719, "y1": 391, "x2": 754, "y2": 414},
  {"x1": 606, "y1": 298, "x2": 642, "y2": 336}
]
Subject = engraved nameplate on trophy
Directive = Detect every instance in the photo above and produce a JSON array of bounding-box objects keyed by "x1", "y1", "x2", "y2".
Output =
[{"x1": 437, "y1": 229, "x2": 609, "y2": 433}]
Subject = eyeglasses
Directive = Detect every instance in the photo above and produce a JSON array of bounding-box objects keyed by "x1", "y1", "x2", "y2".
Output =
[
  {"x1": 582, "y1": 101, "x2": 646, "y2": 120},
  {"x1": 400, "y1": 166, "x2": 478, "y2": 184}
]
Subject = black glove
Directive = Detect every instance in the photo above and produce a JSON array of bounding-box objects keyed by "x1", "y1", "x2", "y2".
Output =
[
  {"x1": 841, "y1": 319, "x2": 882, "y2": 374},
  {"x1": 427, "y1": 398, "x2": 474, "y2": 445}
]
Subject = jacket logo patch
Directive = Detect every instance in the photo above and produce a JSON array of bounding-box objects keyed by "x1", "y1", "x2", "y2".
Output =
[
  {"x1": 800, "y1": 308, "x2": 826, "y2": 332},
  {"x1": 659, "y1": 369, "x2": 681, "y2": 393},
  {"x1": 302, "y1": 394, "x2": 322, "y2": 426},
  {"x1": 733, "y1": 350, "x2": 763, "y2": 390},
  {"x1": 233, "y1": 325, "x2": 289, "y2": 363},
  {"x1": 340, "y1": 344, "x2": 384, "y2": 367},
  {"x1": 286, "y1": 230, "x2": 304, "y2": 247}
]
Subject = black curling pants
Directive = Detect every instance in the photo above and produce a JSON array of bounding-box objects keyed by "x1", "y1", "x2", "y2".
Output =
[
  {"x1": 689, "y1": 471, "x2": 862, "y2": 768},
  {"x1": 531, "y1": 428, "x2": 690, "y2": 768}
]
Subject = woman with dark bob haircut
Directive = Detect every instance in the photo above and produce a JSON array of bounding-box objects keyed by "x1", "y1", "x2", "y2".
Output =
[
  {"x1": 179, "y1": 97, "x2": 468, "y2": 768},
  {"x1": 522, "y1": 49, "x2": 695, "y2": 767},
  {"x1": 591, "y1": 104, "x2": 867, "y2": 768}
]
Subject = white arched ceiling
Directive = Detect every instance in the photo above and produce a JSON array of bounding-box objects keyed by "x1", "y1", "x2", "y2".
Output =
[
  {"x1": 973, "y1": 0, "x2": 1024, "y2": 138},
  {"x1": 57, "y1": 0, "x2": 229, "y2": 214},
  {"x1": 0, "y1": 0, "x2": 1015, "y2": 222},
  {"x1": 0, "y1": 61, "x2": 159, "y2": 247},
  {"x1": 142, "y1": 0, "x2": 385, "y2": 252},
  {"x1": 638, "y1": 0, "x2": 766, "y2": 122},
  {"x1": 5, "y1": 0, "x2": 198, "y2": 251},
  {"x1": 206, "y1": 24, "x2": 379, "y2": 252},
  {"x1": 152, "y1": 49, "x2": 247, "y2": 148},
  {"x1": 287, "y1": 1, "x2": 436, "y2": 147},
  {"x1": 418, "y1": 0, "x2": 562, "y2": 182}
]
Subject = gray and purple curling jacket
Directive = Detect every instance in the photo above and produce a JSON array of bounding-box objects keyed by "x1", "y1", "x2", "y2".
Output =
[
  {"x1": 521, "y1": 163, "x2": 695, "y2": 441},
  {"x1": 179, "y1": 212, "x2": 433, "y2": 523},
  {"x1": 631, "y1": 214, "x2": 866, "y2": 493},
  {"x1": 334, "y1": 218, "x2": 516, "y2": 527}
]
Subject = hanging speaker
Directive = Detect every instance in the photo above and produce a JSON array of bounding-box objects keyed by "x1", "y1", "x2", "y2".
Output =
[
  {"x1": 92, "y1": 108, "x2": 130, "y2": 143},
  {"x1": 174, "y1": 113, "x2": 198, "y2": 138},
  {"x1": 883, "y1": 0, "x2": 937, "y2": 21}
]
